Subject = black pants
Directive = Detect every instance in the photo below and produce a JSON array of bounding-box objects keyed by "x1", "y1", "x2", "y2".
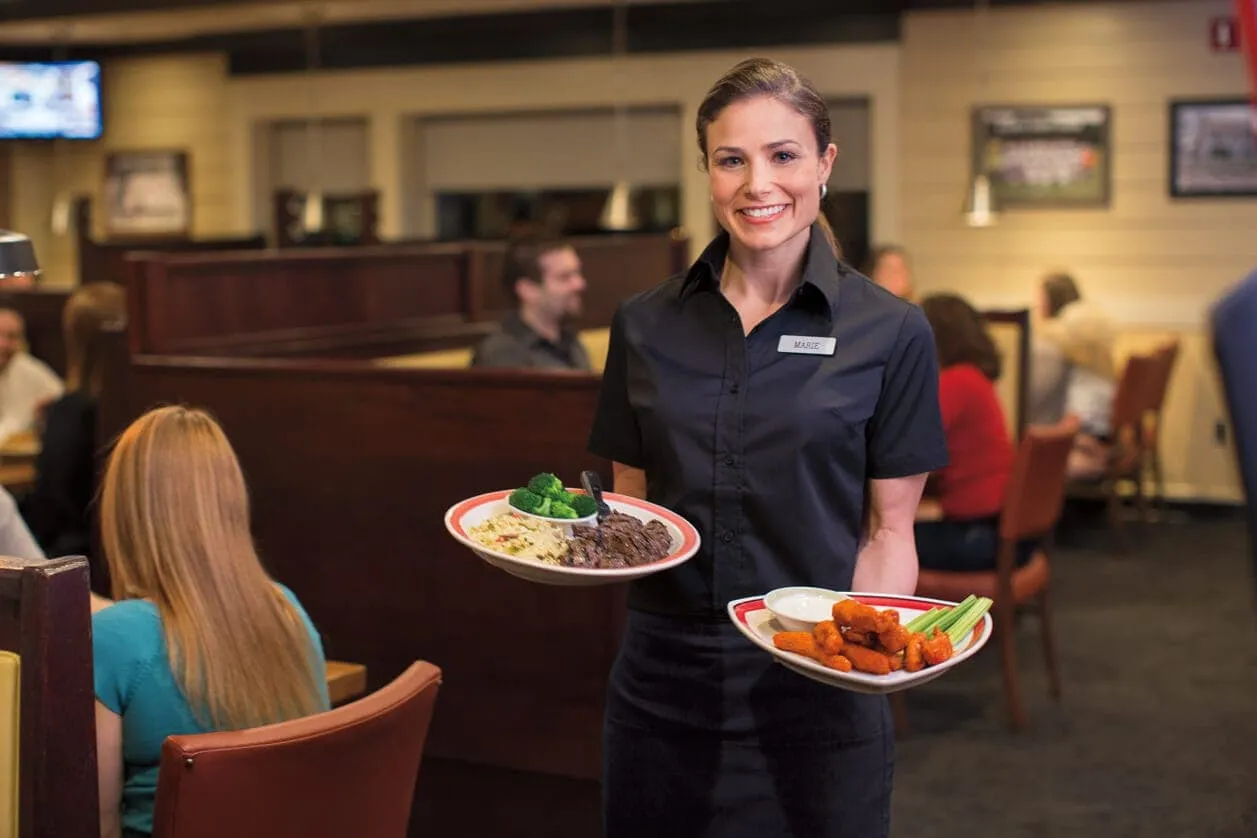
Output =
[
  {"x1": 915, "y1": 516, "x2": 1039, "y2": 572},
  {"x1": 603, "y1": 610, "x2": 894, "y2": 838}
]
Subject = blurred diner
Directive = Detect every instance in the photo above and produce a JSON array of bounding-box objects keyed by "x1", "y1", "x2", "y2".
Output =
[
  {"x1": 20, "y1": 281, "x2": 126, "y2": 559},
  {"x1": 1027, "y1": 272, "x2": 1118, "y2": 479},
  {"x1": 471, "y1": 232, "x2": 591, "y2": 371},
  {"x1": 916, "y1": 293, "x2": 1036, "y2": 571},
  {"x1": 0, "y1": 300, "x2": 64, "y2": 445},
  {"x1": 863, "y1": 243, "x2": 915, "y2": 301}
]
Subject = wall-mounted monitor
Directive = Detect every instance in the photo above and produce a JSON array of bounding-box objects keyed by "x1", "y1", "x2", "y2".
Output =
[{"x1": 0, "y1": 60, "x2": 102, "y2": 140}]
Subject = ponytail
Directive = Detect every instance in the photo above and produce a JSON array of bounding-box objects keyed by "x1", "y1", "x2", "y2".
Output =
[{"x1": 817, "y1": 213, "x2": 842, "y2": 259}]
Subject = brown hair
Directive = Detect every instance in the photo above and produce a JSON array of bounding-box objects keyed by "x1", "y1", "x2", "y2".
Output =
[
  {"x1": 101, "y1": 406, "x2": 325, "y2": 730},
  {"x1": 1042, "y1": 272, "x2": 1081, "y2": 318},
  {"x1": 500, "y1": 228, "x2": 572, "y2": 300},
  {"x1": 696, "y1": 57, "x2": 840, "y2": 257},
  {"x1": 920, "y1": 293, "x2": 1002, "y2": 381},
  {"x1": 63, "y1": 281, "x2": 125, "y2": 398}
]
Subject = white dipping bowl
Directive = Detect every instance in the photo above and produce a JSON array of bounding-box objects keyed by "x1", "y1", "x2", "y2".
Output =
[{"x1": 764, "y1": 586, "x2": 847, "y2": 632}]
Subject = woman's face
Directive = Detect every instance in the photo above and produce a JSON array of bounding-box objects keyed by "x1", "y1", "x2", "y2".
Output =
[
  {"x1": 1037, "y1": 284, "x2": 1053, "y2": 319},
  {"x1": 705, "y1": 95, "x2": 835, "y2": 255},
  {"x1": 873, "y1": 253, "x2": 912, "y2": 298}
]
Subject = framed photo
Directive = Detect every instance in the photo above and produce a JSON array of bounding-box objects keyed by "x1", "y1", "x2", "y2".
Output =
[
  {"x1": 972, "y1": 105, "x2": 1111, "y2": 208},
  {"x1": 1169, "y1": 99, "x2": 1257, "y2": 198},
  {"x1": 103, "y1": 149, "x2": 191, "y2": 236}
]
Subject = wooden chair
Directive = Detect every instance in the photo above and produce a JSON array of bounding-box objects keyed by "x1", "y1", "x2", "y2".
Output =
[
  {"x1": 907, "y1": 417, "x2": 1080, "y2": 730},
  {"x1": 1072, "y1": 351, "x2": 1161, "y2": 551},
  {"x1": 0, "y1": 556, "x2": 98, "y2": 838},
  {"x1": 1141, "y1": 339, "x2": 1181, "y2": 513},
  {"x1": 151, "y1": 661, "x2": 442, "y2": 838}
]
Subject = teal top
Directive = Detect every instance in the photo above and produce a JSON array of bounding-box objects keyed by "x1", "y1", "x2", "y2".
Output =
[{"x1": 92, "y1": 586, "x2": 330, "y2": 837}]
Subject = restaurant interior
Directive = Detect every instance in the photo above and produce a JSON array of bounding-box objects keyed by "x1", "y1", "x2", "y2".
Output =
[{"x1": 0, "y1": 0, "x2": 1255, "y2": 836}]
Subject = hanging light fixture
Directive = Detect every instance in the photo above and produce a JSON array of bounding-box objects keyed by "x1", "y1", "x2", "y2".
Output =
[
  {"x1": 599, "y1": 0, "x2": 639, "y2": 232},
  {"x1": 963, "y1": 173, "x2": 999, "y2": 228},
  {"x1": 963, "y1": 0, "x2": 999, "y2": 228},
  {"x1": 301, "y1": 5, "x2": 325, "y2": 235},
  {"x1": 0, "y1": 230, "x2": 42, "y2": 284}
]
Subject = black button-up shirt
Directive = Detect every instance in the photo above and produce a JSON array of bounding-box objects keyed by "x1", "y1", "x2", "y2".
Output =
[
  {"x1": 470, "y1": 313, "x2": 592, "y2": 371},
  {"x1": 589, "y1": 224, "x2": 948, "y2": 617}
]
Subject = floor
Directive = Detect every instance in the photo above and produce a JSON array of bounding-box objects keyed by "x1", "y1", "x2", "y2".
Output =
[{"x1": 892, "y1": 508, "x2": 1257, "y2": 838}]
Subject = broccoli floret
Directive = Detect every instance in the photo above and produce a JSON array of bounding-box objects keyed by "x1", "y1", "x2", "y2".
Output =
[
  {"x1": 570, "y1": 494, "x2": 598, "y2": 518},
  {"x1": 509, "y1": 488, "x2": 546, "y2": 514},
  {"x1": 548, "y1": 502, "x2": 578, "y2": 519},
  {"x1": 527, "y1": 472, "x2": 567, "y2": 501}
]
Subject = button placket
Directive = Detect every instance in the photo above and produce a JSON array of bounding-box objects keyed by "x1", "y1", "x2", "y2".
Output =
[{"x1": 712, "y1": 305, "x2": 747, "y2": 609}]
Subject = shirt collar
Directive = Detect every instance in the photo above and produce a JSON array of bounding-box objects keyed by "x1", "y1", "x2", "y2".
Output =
[
  {"x1": 504, "y1": 311, "x2": 574, "y2": 349},
  {"x1": 679, "y1": 222, "x2": 844, "y2": 317}
]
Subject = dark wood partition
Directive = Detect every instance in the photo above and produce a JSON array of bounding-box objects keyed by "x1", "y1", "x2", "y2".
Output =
[
  {"x1": 125, "y1": 245, "x2": 471, "y2": 355},
  {"x1": 0, "y1": 556, "x2": 98, "y2": 838},
  {"x1": 74, "y1": 198, "x2": 267, "y2": 287},
  {"x1": 118, "y1": 358, "x2": 617, "y2": 783},
  {"x1": 121, "y1": 232, "x2": 688, "y2": 361}
]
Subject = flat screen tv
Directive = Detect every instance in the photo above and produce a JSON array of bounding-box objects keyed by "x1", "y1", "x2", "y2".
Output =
[{"x1": 0, "y1": 60, "x2": 102, "y2": 140}]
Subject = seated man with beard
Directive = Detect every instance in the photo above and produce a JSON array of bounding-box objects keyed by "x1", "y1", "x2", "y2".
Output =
[{"x1": 472, "y1": 233, "x2": 591, "y2": 371}]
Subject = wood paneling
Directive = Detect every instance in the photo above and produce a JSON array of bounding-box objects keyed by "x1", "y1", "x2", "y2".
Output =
[
  {"x1": 120, "y1": 358, "x2": 618, "y2": 785},
  {"x1": 127, "y1": 245, "x2": 469, "y2": 354}
]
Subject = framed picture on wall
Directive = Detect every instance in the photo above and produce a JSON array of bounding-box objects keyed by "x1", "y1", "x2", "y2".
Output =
[
  {"x1": 103, "y1": 149, "x2": 191, "y2": 236},
  {"x1": 971, "y1": 105, "x2": 1111, "y2": 208},
  {"x1": 1169, "y1": 99, "x2": 1257, "y2": 198}
]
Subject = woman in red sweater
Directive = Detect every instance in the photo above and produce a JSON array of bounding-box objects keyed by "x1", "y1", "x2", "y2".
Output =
[{"x1": 917, "y1": 294, "x2": 1029, "y2": 572}]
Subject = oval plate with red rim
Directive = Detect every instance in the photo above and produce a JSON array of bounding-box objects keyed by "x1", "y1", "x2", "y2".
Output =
[
  {"x1": 445, "y1": 490, "x2": 701, "y2": 586},
  {"x1": 727, "y1": 591, "x2": 994, "y2": 694}
]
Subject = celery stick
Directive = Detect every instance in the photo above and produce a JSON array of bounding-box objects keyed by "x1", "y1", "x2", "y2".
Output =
[
  {"x1": 906, "y1": 606, "x2": 950, "y2": 634},
  {"x1": 946, "y1": 597, "x2": 993, "y2": 646},
  {"x1": 905, "y1": 607, "x2": 944, "y2": 633},
  {"x1": 935, "y1": 595, "x2": 978, "y2": 634}
]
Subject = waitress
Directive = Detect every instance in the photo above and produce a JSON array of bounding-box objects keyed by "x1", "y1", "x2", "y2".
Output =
[{"x1": 588, "y1": 58, "x2": 948, "y2": 838}]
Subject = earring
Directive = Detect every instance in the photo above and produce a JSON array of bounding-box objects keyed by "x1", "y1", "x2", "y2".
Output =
[{"x1": 820, "y1": 184, "x2": 828, "y2": 200}]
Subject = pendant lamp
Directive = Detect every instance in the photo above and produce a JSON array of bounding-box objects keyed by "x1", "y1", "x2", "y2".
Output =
[
  {"x1": 0, "y1": 231, "x2": 41, "y2": 283},
  {"x1": 599, "y1": 0, "x2": 639, "y2": 232},
  {"x1": 963, "y1": 0, "x2": 1000, "y2": 228}
]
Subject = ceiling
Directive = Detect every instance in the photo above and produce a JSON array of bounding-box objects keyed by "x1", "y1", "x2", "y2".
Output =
[
  {"x1": 0, "y1": 0, "x2": 1148, "y2": 45},
  {"x1": 0, "y1": 0, "x2": 1155, "y2": 74}
]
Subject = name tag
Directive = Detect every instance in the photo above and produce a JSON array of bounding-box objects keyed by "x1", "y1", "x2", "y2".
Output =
[{"x1": 778, "y1": 335, "x2": 836, "y2": 356}]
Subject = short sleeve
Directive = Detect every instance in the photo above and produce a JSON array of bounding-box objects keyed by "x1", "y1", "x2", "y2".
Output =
[
  {"x1": 92, "y1": 603, "x2": 145, "y2": 715},
  {"x1": 588, "y1": 305, "x2": 645, "y2": 468},
  {"x1": 866, "y1": 306, "x2": 949, "y2": 479}
]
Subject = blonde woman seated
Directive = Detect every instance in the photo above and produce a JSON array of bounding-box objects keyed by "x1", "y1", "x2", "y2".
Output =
[
  {"x1": 92, "y1": 406, "x2": 329, "y2": 838},
  {"x1": 1028, "y1": 272, "x2": 1118, "y2": 479}
]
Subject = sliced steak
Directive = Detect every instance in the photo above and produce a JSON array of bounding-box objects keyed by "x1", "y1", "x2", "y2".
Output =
[{"x1": 565, "y1": 512, "x2": 673, "y2": 569}]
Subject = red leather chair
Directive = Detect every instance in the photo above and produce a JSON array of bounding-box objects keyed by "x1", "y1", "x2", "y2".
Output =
[
  {"x1": 152, "y1": 661, "x2": 442, "y2": 838},
  {"x1": 911, "y1": 417, "x2": 1079, "y2": 730}
]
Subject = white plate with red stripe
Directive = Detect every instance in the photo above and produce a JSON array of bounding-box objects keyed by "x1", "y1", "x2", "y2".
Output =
[
  {"x1": 727, "y1": 591, "x2": 994, "y2": 694},
  {"x1": 445, "y1": 490, "x2": 701, "y2": 586}
]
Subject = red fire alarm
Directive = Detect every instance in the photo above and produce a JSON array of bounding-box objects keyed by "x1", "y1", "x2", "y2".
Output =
[{"x1": 1211, "y1": 16, "x2": 1241, "y2": 51}]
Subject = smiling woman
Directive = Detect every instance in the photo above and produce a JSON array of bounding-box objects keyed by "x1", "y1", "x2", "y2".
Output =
[{"x1": 589, "y1": 57, "x2": 948, "y2": 838}]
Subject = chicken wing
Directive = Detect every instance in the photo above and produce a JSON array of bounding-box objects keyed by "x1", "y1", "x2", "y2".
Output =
[
  {"x1": 813, "y1": 620, "x2": 845, "y2": 655},
  {"x1": 842, "y1": 643, "x2": 892, "y2": 676}
]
